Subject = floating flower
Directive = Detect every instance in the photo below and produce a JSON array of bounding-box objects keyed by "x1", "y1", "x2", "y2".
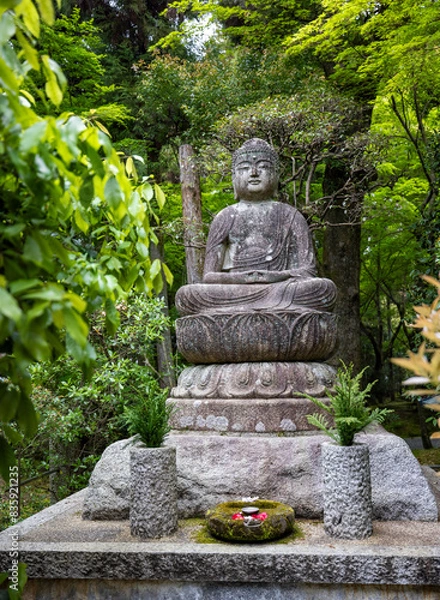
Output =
[
  {"x1": 232, "y1": 513, "x2": 244, "y2": 520},
  {"x1": 254, "y1": 512, "x2": 268, "y2": 521}
]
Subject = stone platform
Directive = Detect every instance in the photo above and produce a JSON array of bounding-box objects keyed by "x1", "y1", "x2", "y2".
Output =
[
  {"x1": 1, "y1": 488, "x2": 440, "y2": 599},
  {"x1": 82, "y1": 428, "x2": 439, "y2": 522}
]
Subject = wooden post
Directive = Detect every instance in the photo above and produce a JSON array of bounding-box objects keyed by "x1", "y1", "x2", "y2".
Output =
[{"x1": 179, "y1": 144, "x2": 205, "y2": 283}]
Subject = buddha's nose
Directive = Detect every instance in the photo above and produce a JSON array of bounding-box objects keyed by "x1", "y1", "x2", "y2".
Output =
[{"x1": 251, "y1": 165, "x2": 259, "y2": 176}]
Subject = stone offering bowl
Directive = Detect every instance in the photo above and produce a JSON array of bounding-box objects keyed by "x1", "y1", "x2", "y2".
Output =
[{"x1": 205, "y1": 500, "x2": 295, "y2": 543}]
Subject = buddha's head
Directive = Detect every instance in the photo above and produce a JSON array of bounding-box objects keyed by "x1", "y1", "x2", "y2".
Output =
[{"x1": 232, "y1": 138, "x2": 279, "y2": 202}]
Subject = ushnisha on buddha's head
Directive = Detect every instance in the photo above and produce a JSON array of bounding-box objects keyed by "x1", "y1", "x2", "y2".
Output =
[{"x1": 232, "y1": 138, "x2": 279, "y2": 202}]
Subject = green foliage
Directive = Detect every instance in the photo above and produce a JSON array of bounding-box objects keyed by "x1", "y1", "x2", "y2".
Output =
[
  {"x1": 123, "y1": 381, "x2": 173, "y2": 448},
  {"x1": 132, "y1": 43, "x2": 305, "y2": 165},
  {"x1": 0, "y1": 1, "x2": 170, "y2": 482},
  {"x1": 0, "y1": 562, "x2": 27, "y2": 599},
  {"x1": 305, "y1": 363, "x2": 392, "y2": 446},
  {"x1": 25, "y1": 294, "x2": 172, "y2": 497},
  {"x1": 163, "y1": 0, "x2": 321, "y2": 50},
  {"x1": 214, "y1": 87, "x2": 376, "y2": 212}
]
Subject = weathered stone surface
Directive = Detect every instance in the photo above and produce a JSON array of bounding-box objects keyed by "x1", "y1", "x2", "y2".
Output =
[
  {"x1": 130, "y1": 446, "x2": 178, "y2": 539},
  {"x1": 171, "y1": 362, "x2": 336, "y2": 399},
  {"x1": 82, "y1": 428, "x2": 438, "y2": 521},
  {"x1": 168, "y1": 397, "x2": 331, "y2": 433},
  {"x1": 82, "y1": 438, "x2": 135, "y2": 520},
  {"x1": 168, "y1": 428, "x2": 438, "y2": 521},
  {"x1": 2, "y1": 491, "x2": 440, "y2": 594},
  {"x1": 322, "y1": 443, "x2": 373, "y2": 539},
  {"x1": 19, "y1": 580, "x2": 440, "y2": 600},
  {"x1": 176, "y1": 310, "x2": 337, "y2": 363}
]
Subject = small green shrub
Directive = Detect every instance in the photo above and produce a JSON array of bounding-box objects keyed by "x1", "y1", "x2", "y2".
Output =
[{"x1": 305, "y1": 362, "x2": 392, "y2": 446}]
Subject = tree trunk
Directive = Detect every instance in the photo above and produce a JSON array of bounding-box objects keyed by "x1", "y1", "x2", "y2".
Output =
[
  {"x1": 322, "y1": 164, "x2": 362, "y2": 372},
  {"x1": 179, "y1": 144, "x2": 205, "y2": 283},
  {"x1": 150, "y1": 240, "x2": 176, "y2": 389}
]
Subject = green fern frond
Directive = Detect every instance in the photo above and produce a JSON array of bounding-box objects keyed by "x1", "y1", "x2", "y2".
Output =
[
  {"x1": 306, "y1": 413, "x2": 339, "y2": 444},
  {"x1": 304, "y1": 361, "x2": 393, "y2": 445}
]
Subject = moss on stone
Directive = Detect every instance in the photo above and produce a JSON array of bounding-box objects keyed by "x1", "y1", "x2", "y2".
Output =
[{"x1": 205, "y1": 500, "x2": 295, "y2": 543}]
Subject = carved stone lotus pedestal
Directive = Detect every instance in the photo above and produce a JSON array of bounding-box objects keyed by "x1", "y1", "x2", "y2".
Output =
[{"x1": 176, "y1": 310, "x2": 337, "y2": 363}]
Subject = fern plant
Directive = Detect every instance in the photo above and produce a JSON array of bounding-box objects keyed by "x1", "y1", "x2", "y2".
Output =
[
  {"x1": 305, "y1": 362, "x2": 392, "y2": 446},
  {"x1": 123, "y1": 380, "x2": 174, "y2": 448}
]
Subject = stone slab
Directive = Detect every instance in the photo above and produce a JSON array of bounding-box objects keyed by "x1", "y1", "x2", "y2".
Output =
[
  {"x1": 1, "y1": 490, "x2": 440, "y2": 594},
  {"x1": 82, "y1": 428, "x2": 438, "y2": 522},
  {"x1": 168, "y1": 429, "x2": 438, "y2": 521},
  {"x1": 169, "y1": 397, "x2": 330, "y2": 433}
]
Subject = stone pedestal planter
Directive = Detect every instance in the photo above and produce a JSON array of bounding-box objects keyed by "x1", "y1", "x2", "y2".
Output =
[
  {"x1": 130, "y1": 445, "x2": 178, "y2": 539},
  {"x1": 322, "y1": 442, "x2": 373, "y2": 539}
]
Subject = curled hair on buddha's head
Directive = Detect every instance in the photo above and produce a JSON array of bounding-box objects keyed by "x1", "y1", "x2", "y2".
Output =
[{"x1": 232, "y1": 138, "x2": 280, "y2": 172}]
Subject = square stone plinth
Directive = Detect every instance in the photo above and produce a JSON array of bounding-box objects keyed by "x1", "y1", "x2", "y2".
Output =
[{"x1": 1, "y1": 489, "x2": 440, "y2": 600}]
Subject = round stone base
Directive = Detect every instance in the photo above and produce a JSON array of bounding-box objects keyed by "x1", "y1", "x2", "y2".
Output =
[
  {"x1": 206, "y1": 500, "x2": 295, "y2": 543},
  {"x1": 176, "y1": 310, "x2": 337, "y2": 363}
]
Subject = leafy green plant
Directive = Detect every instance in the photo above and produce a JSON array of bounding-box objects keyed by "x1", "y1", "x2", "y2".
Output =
[
  {"x1": 305, "y1": 363, "x2": 392, "y2": 446},
  {"x1": 123, "y1": 380, "x2": 174, "y2": 448},
  {"x1": 0, "y1": 0, "x2": 172, "y2": 482}
]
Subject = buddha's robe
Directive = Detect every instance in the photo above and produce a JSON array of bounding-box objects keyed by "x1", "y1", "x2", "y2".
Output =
[{"x1": 176, "y1": 200, "x2": 337, "y2": 315}]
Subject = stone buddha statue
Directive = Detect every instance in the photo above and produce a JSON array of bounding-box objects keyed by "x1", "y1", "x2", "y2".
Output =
[
  {"x1": 176, "y1": 138, "x2": 337, "y2": 316},
  {"x1": 172, "y1": 137, "x2": 338, "y2": 404}
]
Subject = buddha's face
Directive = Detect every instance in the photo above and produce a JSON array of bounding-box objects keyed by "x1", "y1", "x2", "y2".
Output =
[{"x1": 233, "y1": 154, "x2": 278, "y2": 202}]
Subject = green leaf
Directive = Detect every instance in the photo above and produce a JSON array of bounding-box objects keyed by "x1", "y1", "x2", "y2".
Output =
[
  {"x1": 150, "y1": 258, "x2": 162, "y2": 279},
  {"x1": 162, "y1": 262, "x2": 174, "y2": 287},
  {"x1": 0, "y1": 55, "x2": 19, "y2": 92},
  {"x1": 45, "y1": 74, "x2": 62, "y2": 106},
  {"x1": 20, "y1": 121, "x2": 47, "y2": 152},
  {"x1": 136, "y1": 241, "x2": 149, "y2": 259},
  {"x1": 63, "y1": 307, "x2": 89, "y2": 347},
  {"x1": 15, "y1": 392, "x2": 39, "y2": 437},
  {"x1": 15, "y1": 29, "x2": 39, "y2": 70},
  {"x1": 105, "y1": 176, "x2": 124, "y2": 209},
  {"x1": 17, "y1": 562, "x2": 28, "y2": 591},
  {"x1": 23, "y1": 235, "x2": 43, "y2": 265},
  {"x1": 154, "y1": 183, "x2": 166, "y2": 210},
  {"x1": 9, "y1": 279, "x2": 41, "y2": 296},
  {"x1": 0, "y1": 435, "x2": 16, "y2": 483},
  {"x1": 17, "y1": 0, "x2": 40, "y2": 38},
  {"x1": 2, "y1": 424, "x2": 23, "y2": 446},
  {"x1": 74, "y1": 208, "x2": 89, "y2": 233},
  {"x1": 0, "y1": 386, "x2": 20, "y2": 422},
  {"x1": 0, "y1": 11, "x2": 16, "y2": 45},
  {"x1": 140, "y1": 183, "x2": 154, "y2": 202},
  {"x1": 35, "y1": 0, "x2": 55, "y2": 25},
  {"x1": 23, "y1": 284, "x2": 65, "y2": 301},
  {"x1": 0, "y1": 0, "x2": 21, "y2": 19},
  {"x1": 0, "y1": 289, "x2": 22, "y2": 322},
  {"x1": 104, "y1": 299, "x2": 120, "y2": 335}
]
